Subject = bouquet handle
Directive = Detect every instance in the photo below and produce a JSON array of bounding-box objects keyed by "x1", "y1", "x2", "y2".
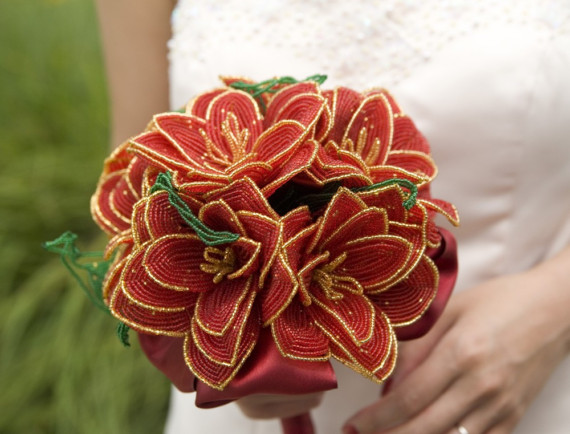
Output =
[{"x1": 281, "y1": 412, "x2": 315, "y2": 434}]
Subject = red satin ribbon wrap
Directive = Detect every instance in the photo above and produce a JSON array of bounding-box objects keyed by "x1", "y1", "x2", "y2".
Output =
[{"x1": 138, "y1": 328, "x2": 338, "y2": 408}]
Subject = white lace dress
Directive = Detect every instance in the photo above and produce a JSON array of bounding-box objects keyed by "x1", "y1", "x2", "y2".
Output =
[{"x1": 166, "y1": 1, "x2": 570, "y2": 432}]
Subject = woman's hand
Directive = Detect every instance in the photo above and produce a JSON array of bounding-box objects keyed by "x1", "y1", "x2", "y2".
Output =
[
  {"x1": 343, "y1": 248, "x2": 570, "y2": 434},
  {"x1": 236, "y1": 392, "x2": 324, "y2": 419}
]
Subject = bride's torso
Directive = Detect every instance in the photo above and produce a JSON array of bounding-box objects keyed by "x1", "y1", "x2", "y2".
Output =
[{"x1": 166, "y1": 1, "x2": 570, "y2": 432}]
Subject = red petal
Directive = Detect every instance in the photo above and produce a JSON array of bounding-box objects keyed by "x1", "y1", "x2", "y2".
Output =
[
  {"x1": 283, "y1": 221, "x2": 318, "y2": 272},
  {"x1": 260, "y1": 139, "x2": 319, "y2": 197},
  {"x1": 142, "y1": 191, "x2": 196, "y2": 240},
  {"x1": 392, "y1": 116, "x2": 430, "y2": 154},
  {"x1": 253, "y1": 120, "x2": 307, "y2": 167},
  {"x1": 343, "y1": 93, "x2": 394, "y2": 166},
  {"x1": 187, "y1": 88, "x2": 226, "y2": 118},
  {"x1": 226, "y1": 237, "x2": 262, "y2": 280},
  {"x1": 315, "y1": 99, "x2": 333, "y2": 142},
  {"x1": 426, "y1": 222, "x2": 442, "y2": 247},
  {"x1": 309, "y1": 290, "x2": 376, "y2": 345},
  {"x1": 191, "y1": 290, "x2": 257, "y2": 366},
  {"x1": 419, "y1": 198, "x2": 460, "y2": 227},
  {"x1": 178, "y1": 180, "x2": 229, "y2": 195},
  {"x1": 130, "y1": 131, "x2": 195, "y2": 173},
  {"x1": 184, "y1": 310, "x2": 258, "y2": 390},
  {"x1": 101, "y1": 142, "x2": 131, "y2": 174},
  {"x1": 387, "y1": 222, "x2": 426, "y2": 267},
  {"x1": 370, "y1": 255, "x2": 438, "y2": 326},
  {"x1": 125, "y1": 156, "x2": 146, "y2": 198},
  {"x1": 102, "y1": 252, "x2": 129, "y2": 303},
  {"x1": 385, "y1": 150, "x2": 437, "y2": 180},
  {"x1": 205, "y1": 178, "x2": 278, "y2": 218},
  {"x1": 108, "y1": 180, "x2": 136, "y2": 225},
  {"x1": 259, "y1": 254, "x2": 297, "y2": 325},
  {"x1": 368, "y1": 165, "x2": 429, "y2": 187},
  {"x1": 267, "y1": 92, "x2": 326, "y2": 132},
  {"x1": 206, "y1": 90, "x2": 263, "y2": 156},
  {"x1": 403, "y1": 203, "x2": 442, "y2": 248},
  {"x1": 264, "y1": 82, "x2": 320, "y2": 127},
  {"x1": 366, "y1": 88, "x2": 402, "y2": 115},
  {"x1": 326, "y1": 87, "x2": 363, "y2": 145},
  {"x1": 199, "y1": 200, "x2": 245, "y2": 235},
  {"x1": 153, "y1": 113, "x2": 210, "y2": 167},
  {"x1": 372, "y1": 335, "x2": 398, "y2": 382},
  {"x1": 140, "y1": 167, "x2": 160, "y2": 196},
  {"x1": 357, "y1": 185, "x2": 409, "y2": 223},
  {"x1": 271, "y1": 300, "x2": 330, "y2": 360},
  {"x1": 108, "y1": 256, "x2": 193, "y2": 337},
  {"x1": 310, "y1": 188, "x2": 365, "y2": 251},
  {"x1": 281, "y1": 206, "x2": 313, "y2": 242},
  {"x1": 320, "y1": 207, "x2": 389, "y2": 253},
  {"x1": 227, "y1": 160, "x2": 272, "y2": 186},
  {"x1": 237, "y1": 211, "x2": 281, "y2": 285},
  {"x1": 194, "y1": 276, "x2": 253, "y2": 336},
  {"x1": 94, "y1": 147, "x2": 144, "y2": 230},
  {"x1": 328, "y1": 308, "x2": 396, "y2": 381},
  {"x1": 323, "y1": 141, "x2": 370, "y2": 170},
  {"x1": 220, "y1": 76, "x2": 273, "y2": 109},
  {"x1": 143, "y1": 234, "x2": 214, "y2": 292},
  {"x1": 303, "y1": 142, "x2": 370, "y2": 188},
  {"x1": 321, "y1": 89, "x2": 334, "y2": 106},
  {"x1": 104, "y1": 231, "x2": 133, "y2": 259},
  {"x1": 91, "y1": 170, "x2": 131, "y2": 235},
  {"x1": 341, "y1": 235, "x2": 415, "y2": 290},
  {"x1": 122, "y1": 248, "x2": 199, "y2": 310}
]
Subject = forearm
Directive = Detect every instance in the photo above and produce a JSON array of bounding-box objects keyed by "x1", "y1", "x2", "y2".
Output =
[
  {"x1": 527, "y1": 244, "x2": 570, "y2": 354},
  {"x1": 95, "y1": 0, "x2": 175, "y2": 147}
]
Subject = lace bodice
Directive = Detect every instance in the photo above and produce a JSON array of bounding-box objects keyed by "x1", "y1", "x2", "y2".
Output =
[{"x1": 169, "y1": 0, "x2": 569, "y2": 107}]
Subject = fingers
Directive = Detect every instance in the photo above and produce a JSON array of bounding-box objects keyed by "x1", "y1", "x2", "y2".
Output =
[
  {"x1": 484, "y1": 416, "x2": 520, "y2": 434},
  {"x1": 452, "y1": 389, "x2": 523, "y2": 434},
  {"x1": 344, "y1": 333, "x2": 461, "y2": 433},
  {"x1": 345, "y1": 364, "x2": 512, "y2": 434},
  {"x1": 387, "y1": 302, "x2": 460, "y2": 391},
  {"x1": 342, "y1": 271, "x2": 570, "y2": 434},
  {"x1": 396, "y1": 377, "x2": 510, "y2": 434},
  {"x1": 453, "y1": 411, "x2": 519, "y2": 434},
  {"x1": 344, "y1": 319, "x2": 524, "y2": 433}
]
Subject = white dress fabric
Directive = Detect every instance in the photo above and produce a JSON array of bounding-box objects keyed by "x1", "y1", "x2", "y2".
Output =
[{"x1": 166, "y1": 1, "x2": 570, "y2": 432}]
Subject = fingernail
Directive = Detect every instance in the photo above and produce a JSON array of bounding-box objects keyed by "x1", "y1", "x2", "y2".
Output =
[{"x1": 342, "y1": 424, "x2": 359, "y2": 434}]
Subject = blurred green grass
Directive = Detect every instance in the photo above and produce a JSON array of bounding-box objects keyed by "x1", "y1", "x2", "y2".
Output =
[{"x1": 0, "y1": 0, "x2": 170, "y2": 432}]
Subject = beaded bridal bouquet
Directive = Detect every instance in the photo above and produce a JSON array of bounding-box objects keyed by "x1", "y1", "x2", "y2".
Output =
[{"x1": 46, "y1": 75, "x2": 458, "y2": 433}]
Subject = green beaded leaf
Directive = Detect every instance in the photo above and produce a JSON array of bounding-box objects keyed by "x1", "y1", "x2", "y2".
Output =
[{"x1": 43, "y1": 232, "x2": 131, "y2": 347}]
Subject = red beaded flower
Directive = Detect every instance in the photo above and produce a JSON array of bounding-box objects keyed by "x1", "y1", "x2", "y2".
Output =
[
  {"x1": 130, "y1": 84, "x2": 326, "y2": 197},
  {"x1": 301, "y1": 87, "x2": 437, "y2": 190},
  {"x1": 88, "y1": 76, "x2": 459, "y2": 395},
  {"x1": 105, "y1": 177, "x2": 299, "y2": 389},
  {"x1": 272, "y1": 185, "x2": 440, "y2": 382}
]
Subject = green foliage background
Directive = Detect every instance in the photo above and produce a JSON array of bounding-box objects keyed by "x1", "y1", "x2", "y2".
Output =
[{"x1": 0, "y1": 0, "x2": 170, "y2": 432}]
